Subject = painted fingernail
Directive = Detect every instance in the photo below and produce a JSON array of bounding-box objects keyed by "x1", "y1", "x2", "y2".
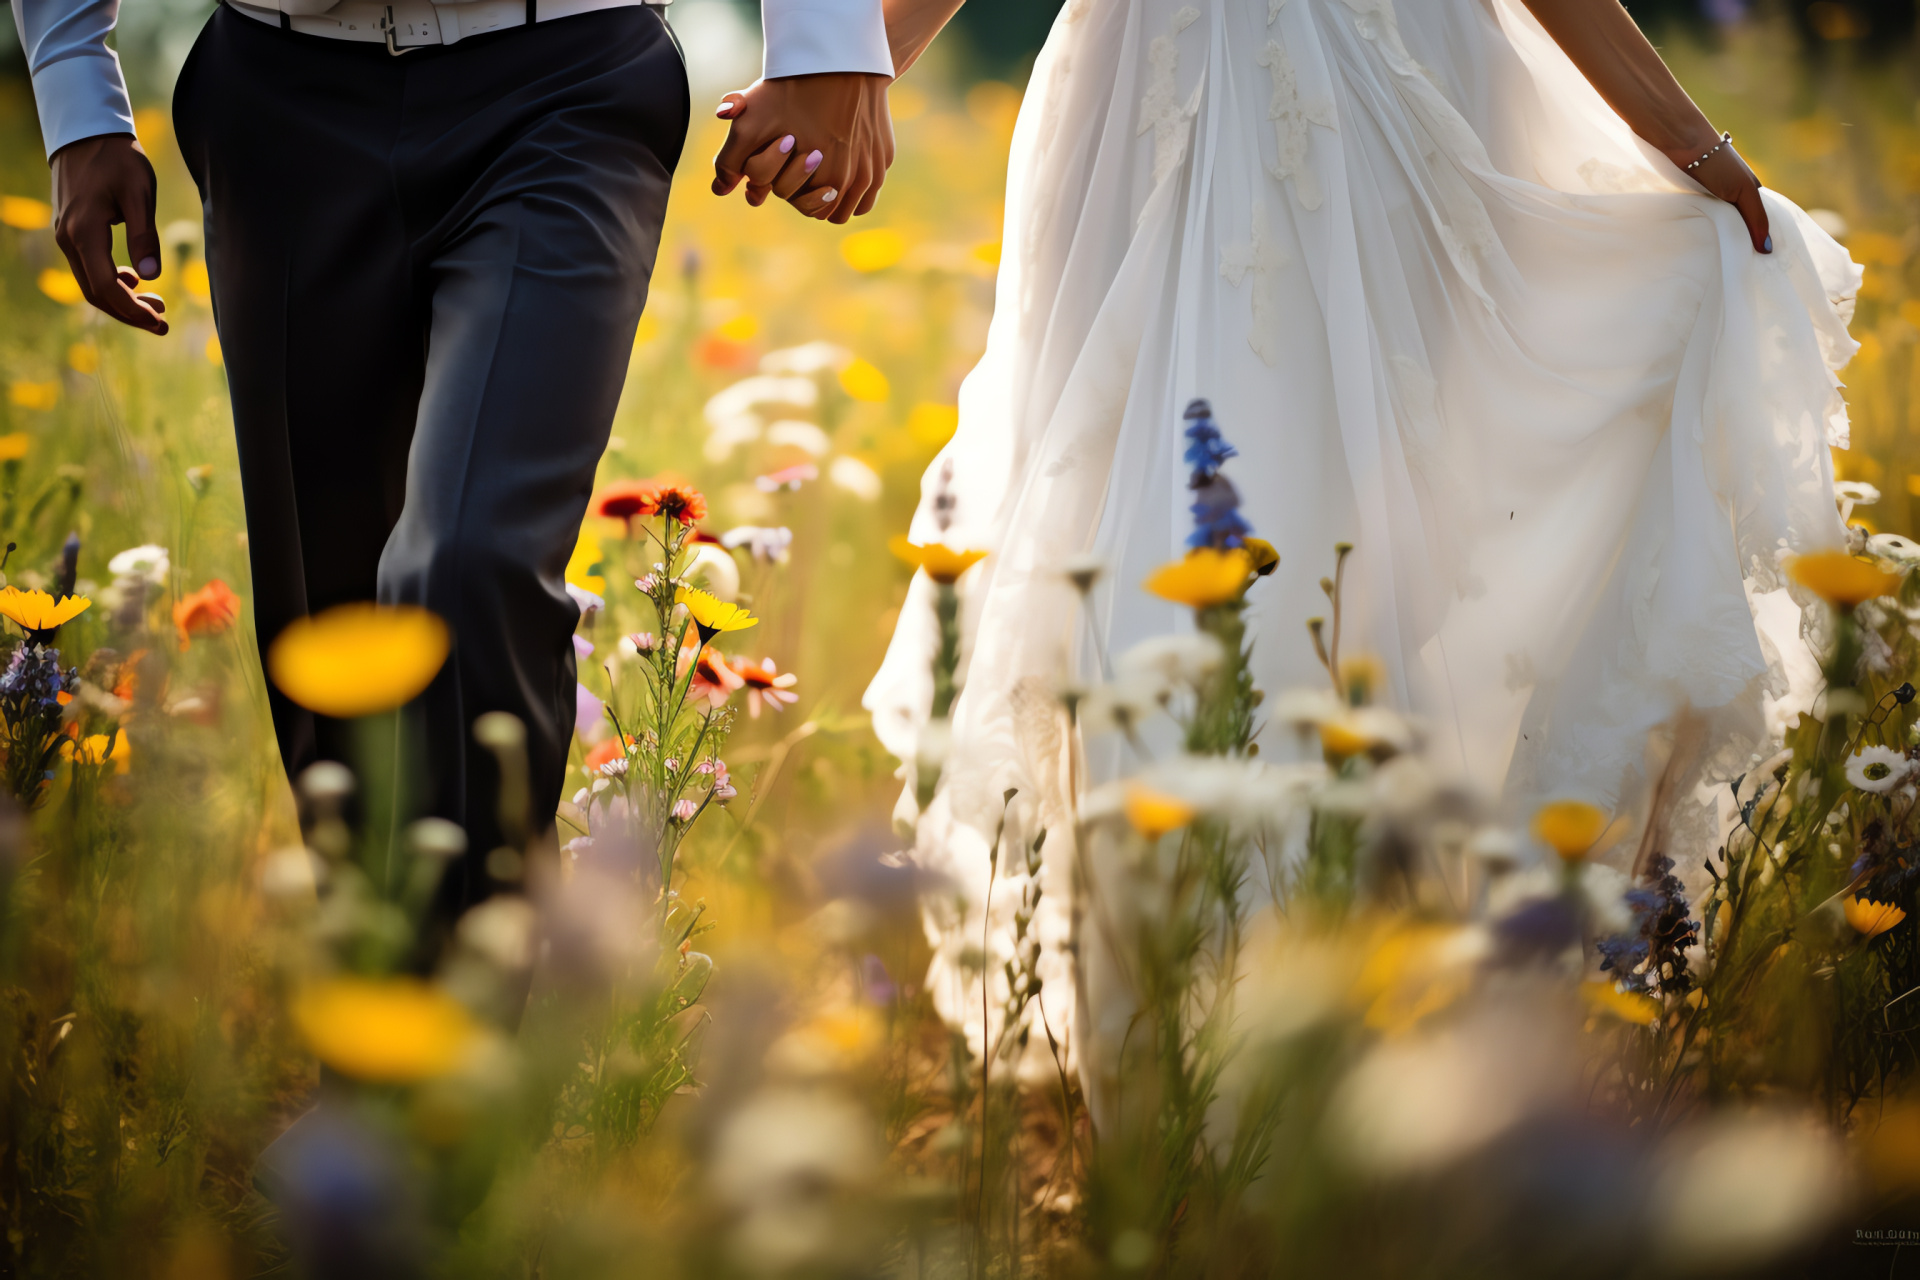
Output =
[
  {"x1": 805, "y1": 150, "x2": 824, "y2": 176},
  {"x1": 137, "y1": 256, "x2": 158, "y2": 278},
  {"x1": 818, "y1": 188, "x2": 838, "y2": 203},
  {"x1": 778, "y1": 134, "x2": 795, "y2": 154},
  {"x1": 1762, "y1": 235, "x2": 1773, "y2": 254},
  {"x1": 716, "y1": 101, "x2": 735, "y2": 117}
]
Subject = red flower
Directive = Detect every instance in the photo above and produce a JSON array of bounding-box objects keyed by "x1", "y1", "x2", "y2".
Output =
[
  {"x1": 678, "y1": 634, "x2": 742, "y2": 709},
  {"x1": 650, "y1": 484, "x2": 708, "y2": 527},
  {"x1": 595, "y1": 479, "x2": 659, "y2": 527},
  {"x1": 173, "y1": 580, "x2": 241, "y2": 650}
]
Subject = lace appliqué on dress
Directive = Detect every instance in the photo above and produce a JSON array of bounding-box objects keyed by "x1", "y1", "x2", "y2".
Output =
[
  {"x1": 1140, "y1": 6, "x2": 1202, "y2": 188},
  {"x1": 1219, "y1": 196, "x2": 1290, "y2": 365},
  {"x1": 1258, "y1": 39, "x2": 1334, "y2": 211}
]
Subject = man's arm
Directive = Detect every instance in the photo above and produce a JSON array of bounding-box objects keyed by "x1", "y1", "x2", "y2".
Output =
[{"x1": 12, "y1": 0, "x2": 167, "y2": 332}]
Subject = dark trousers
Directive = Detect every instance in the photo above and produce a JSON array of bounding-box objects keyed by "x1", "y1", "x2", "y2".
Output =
[{"x1": 173, "y1": 4, "x2": 687, "y2": 916}]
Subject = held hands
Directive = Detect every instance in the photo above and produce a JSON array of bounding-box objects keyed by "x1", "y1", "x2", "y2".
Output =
[
  {"x1": 1669, "y1": 135, "x2": 1773, "y2": 255},
  {"x1": 50, "y1": 134, "x2": 168, "y2": 334},
  {"x1": 710, "y1": 73, "x2": 894, "y2": 224}
]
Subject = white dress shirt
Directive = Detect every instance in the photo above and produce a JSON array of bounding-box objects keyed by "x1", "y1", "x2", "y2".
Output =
[{"x1": 7, "y1": 0, "x2": 894, "y2": 159}]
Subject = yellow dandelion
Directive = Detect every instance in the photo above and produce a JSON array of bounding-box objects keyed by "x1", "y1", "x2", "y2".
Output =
[
  {"x1": 1581, "y1": 981, "x2": 1661, "y2": 1026},
  {"x1": 889, "y1": 535, "x2": 987, "y2": 584},
  {"x1": 1532, "y1": 800, "x2": 1608, "y2": 861},
  {"x1": 290, "y1": 977, "x2": 479, "y2": 1083},
  {"x1": 1144, "y1": 547, "x2": 1254, "y2": 608},
  {"x1": 1843, "y1": 895, "x2": 1907, "y2": 938},
  {"x1": 1788, "y1": 549, "x2": 1902, "y2": 608},
  {"x1": 565, "y1": 528, "x2": 606, "y2": 596},
  {"x1": 677, "y1": 587, "x2": 757, "y2": 644},
  {"x1": 63, "y1": 730, "x2": 130, "y2": 774},
  {"x1": 267, "y1": 603, "x2": 450, "y2": 719},
  {"x1": 1124, "y1": 786, "x2": 1196, "y2": 840},
  {"x1": 0, "y1": 196, "x2": 51, "y2": 230},
  {"x1": 183, "y1": 260, "x2": 212, "y2": 306},
  {"x1": 67, "y1": 343, "x2": 98, "y2": 375},
  {"x1": 0, "y1": 586, "x2": 91, "y2": 639},
  {"x1": 9, "y1": 381, "x2": 57, "y2": 412},
  {"x1": 838, "y1": 358, "x2": 890, "y2": 403},
  {"x1": 0, "y1": 434, "x2": 31, "y2": 463},
  {"x1": 37, "y1": 267, "x2": 83, "y2": 306},
  {"x1": 839, "y1": 227, "x2": 907, "y2": 272}
]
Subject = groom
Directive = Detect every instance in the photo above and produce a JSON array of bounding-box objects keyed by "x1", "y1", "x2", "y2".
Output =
[{"x1": 20, "y1": 0, "x2": 894, "y2": 916}]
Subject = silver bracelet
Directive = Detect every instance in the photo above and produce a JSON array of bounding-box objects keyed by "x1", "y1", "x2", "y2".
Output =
[{"x1": 1684, "y1": 132, "x2": 1732, "y2": 172}]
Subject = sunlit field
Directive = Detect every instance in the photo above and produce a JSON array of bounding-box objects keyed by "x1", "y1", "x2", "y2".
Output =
[{"x1": 0, "y1": 9, "x2": 1915, "y2": 1277}]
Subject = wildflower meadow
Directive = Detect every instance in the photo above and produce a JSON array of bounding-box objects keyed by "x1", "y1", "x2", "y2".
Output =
[{"x1": 0, "y1": 7, "x2": 1918, "y2": 1278}]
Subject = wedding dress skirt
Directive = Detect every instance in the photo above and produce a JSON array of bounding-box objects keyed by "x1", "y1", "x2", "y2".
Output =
[{"x1": 863, "y1": 0, "x2": 1860, "y2": 1064}]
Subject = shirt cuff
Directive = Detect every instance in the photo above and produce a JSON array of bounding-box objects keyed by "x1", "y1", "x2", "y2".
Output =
[
  {"x1": 762, "y1": 0, "x2": 894, "y2": 80},
  {"x1": 29, "y1": 49, "x2": 135, "y2": 159}
]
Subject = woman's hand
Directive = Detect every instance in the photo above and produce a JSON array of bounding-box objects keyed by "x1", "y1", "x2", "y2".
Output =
[
  {"x1": 1666, "y1": 137, "x2": 1772, "y2": 255},
  {"x1": 710, "y1": 74, "x2": 894, "y2": 224}
]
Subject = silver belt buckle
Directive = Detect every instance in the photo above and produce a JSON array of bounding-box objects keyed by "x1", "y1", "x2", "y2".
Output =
[{"x1": 377, "y1": 5, "x2": 420, "y2": 54}]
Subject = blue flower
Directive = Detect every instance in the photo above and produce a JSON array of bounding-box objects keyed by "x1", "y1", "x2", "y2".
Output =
[{"x1": 1181, "y1": 399, "x2": 1255, "y2": 550}]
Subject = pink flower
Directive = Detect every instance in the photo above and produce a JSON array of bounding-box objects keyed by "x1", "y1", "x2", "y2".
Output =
[
  {"x1": 630, "y1": 631, "x2": 657, "y2": 652},
  {"x1": 731, "y1": 658, "x2": 799, "y2": 717},
  {"x1": 679, "y1": 634, "x2": 744, "y2": 709},
  {"x1": 575, "y1": 684, "x2": 605, "y2": 736},
  {"x1": 572, "y1": 634, "x2": 595, "y2": 660},
  {"x1": 755, "y1": 463, "x2": 818, "y2": 493},
  {"x1": 671, "y1": 797, "x2": 699, "y2": 823},
  {"x1": 635, "y1": 573, "x2": 661, "y2": 593},
  {"x1": 696, "y1": 758, "x2": 738, "y2": 802}
]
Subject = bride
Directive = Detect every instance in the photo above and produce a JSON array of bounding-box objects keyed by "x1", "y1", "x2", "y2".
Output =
[{"x1": 801, "y1": 0, "x2": 1858, "y2": 1060}]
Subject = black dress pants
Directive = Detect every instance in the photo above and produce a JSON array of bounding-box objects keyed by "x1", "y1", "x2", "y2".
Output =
[{"x1": 173, "y1": 4, "x2": 687, "y2": 915}]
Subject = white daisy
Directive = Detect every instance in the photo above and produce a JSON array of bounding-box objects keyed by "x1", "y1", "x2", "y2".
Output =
[{"x1": 1845, "y1": 745, "x2": 1911, "y2": 794}]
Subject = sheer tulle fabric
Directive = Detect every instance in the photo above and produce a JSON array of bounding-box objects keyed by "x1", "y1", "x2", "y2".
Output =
[{"x1": 863, "y1": 0, "x2": 1860, "y2": 1065}]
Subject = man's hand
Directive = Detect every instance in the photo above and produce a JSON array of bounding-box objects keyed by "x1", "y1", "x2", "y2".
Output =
[
  {"x1": 711, "y1": 74, "x2": 893, "y2": 224},
  {"x1": 50, "y1": 134, "x2": 168, "y2": 335}
]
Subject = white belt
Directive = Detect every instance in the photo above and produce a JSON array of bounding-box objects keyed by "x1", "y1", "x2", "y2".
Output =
[{"x1": 228, "y1": 0, "x2": 664, "y2": 52}]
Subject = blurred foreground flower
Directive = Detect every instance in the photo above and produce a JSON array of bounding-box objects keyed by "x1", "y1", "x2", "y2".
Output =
[
  {"x1": 734, "y1": 657, "x2": 798, "y2": 716},
  {"x1": 172, "y1": 579, "x2": 240, "y2": 648},
  {"x1": 268, "y1": 603, "x2": 450, "y2": 718},
  {"x1": 0, "y1": 586, "x2": 90, "y2": 644},
  {"x1": 1124, "y1": 785, "x2": 1195, "y2": 839},
  {"x1": 1846, "y1": 745, "x2": 1911, "y2": 792},
  {"x1": 290, "y1": 977, "x2": 479, "y2": 1082},
  {"x1": 1532, "y1": 800, "x2": 1607, "y2": 861},
  {"x1": 1581, "y1": 980, "x2": 1660, "y2": 1025},
  {"x1": 62, "y1": 729, "x2": 129, "y2": 773},
  {"x1": 0, "y1": 433, "x2": 30, "y2": 463},
  {"x1": 107, "y1": 544, "x2": 169, "y2": 585},
  {"x1": 1145, "y1": 547, "x2": 1252, "y2": 608},
  {"x1": 1843, "y1": 895, "x2": 1907, "y2": 937},
  {"x1": 889, "y1": 535, "x2": 986, "y2": 584},
  {"x1": 1789, "y1": 549, "x2": 1902, "y2": 608}
]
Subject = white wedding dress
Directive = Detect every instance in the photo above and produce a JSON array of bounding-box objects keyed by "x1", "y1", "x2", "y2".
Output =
[{"x1": 863, "y1": 0, "x2": 1860, "y2": 1065}]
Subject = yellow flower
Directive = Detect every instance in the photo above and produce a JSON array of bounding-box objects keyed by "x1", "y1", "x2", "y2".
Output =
[
  {"x1": 1124, "y1": 786, "x2": 1195, "y2": 840},
  {"x1": 67, "y1": 343, "x2": 98, "y2": 375},
  {"x1": 0, "y1": 433, "x2": 32, "y2": 463},
  {"x1": 267, "y1": 603, "x2": 450, "y2": 719},
  {"x1": 1788, "y1": 549, "x2": 1902, "y2": 608},
  {"x1": 290, "y1": 977, "x2": 480, "y2": 1083},
  {"x1": 205, "y1": 334, "x2": 223, "y2": 366},
  {"x1": 907, "y1": 402, "x2": 959, "y2": 447},
  {"x1": 37, "y1": 267, "x2": 83, "y2": 305},
  {"x1": 839, "y1": 227, "x2": 907, "y2": 272},
  {"x1": 1243, "y1": 537, "x2": 1280, "y2": 577},
  {"x1": 715, "y1": 312, "x2": 759, "y2": 342},
  {"x1": 838, "y1": 358, "x2": 891, "y2": 402},
  {"x1": 971, "y1": 240, "x2": 1002, "y2": 268},
  {"x1": 1318, "y1": 717, "x2": 1371, "y2": 762},
  {"x1": 1581, "y1": 981, "x2": 1661, "y2": 1026},
  {"x1": 1843, "y1": 895, "x2": 1908, "y2": 938},
  {"x1": 1532, "y1": 800, "x2": 1608, "y2": 861},
  {"x1": 678, "y1": 587, "x2": 757, "y2": 644},
  {"x1": 1144, "y1": 548, "x2": 1254, "y2": 608},
  {"x1": 63, "y1": 730, "x2": 130, "y2": 773},
  {"x1": 8, "y1": 381, "x2": 57, "y2": 411},
  {"x1": 0, "y1": 586, "x2": 91, "y2": 638},
  {"x1": 889, "y1": 535, "x2": 987, "y2": 584},
  {"x1": 565, "y1": 528, "x2": 606, "y2": 595},
  {"x1": 0, "y1": 195, "x2": 51, "y2": 230},
  {"x1": 1354, "y1": 923, "x2": 1476, "y2": 1035},
  {"x1": 183, "y1": 260, "x2": 212, "y2": 306}
]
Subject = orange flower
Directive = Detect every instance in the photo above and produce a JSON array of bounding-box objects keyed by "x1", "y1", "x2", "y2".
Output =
[
  {"x1": 584, "y1": 734, "x2": 636, "y2": 772},
  {"x1": 732, "y1": 657, "x2": 799, "y2": 717},
  {"x1": 679, "y1": 633, "x2": 742, "y2": 709},
  {"x1": 650, "y1": 483, "x2": 708, "y2": 527},
  {"x1": 173, "y1": 580, "x2": 241, "y2": 649},
  {"x1": 595, "y1": 479, "x2": 659, "y2": 528}
]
